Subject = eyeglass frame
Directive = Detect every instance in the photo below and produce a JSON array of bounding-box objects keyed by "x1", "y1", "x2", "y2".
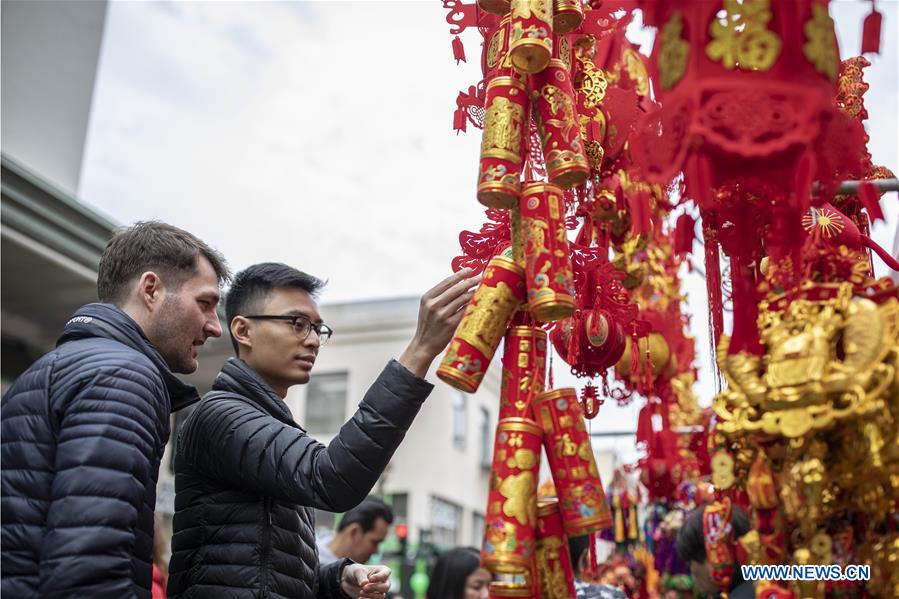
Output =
[{"x1": 242, "y1": 314, "x2": 334, "y2": 344}]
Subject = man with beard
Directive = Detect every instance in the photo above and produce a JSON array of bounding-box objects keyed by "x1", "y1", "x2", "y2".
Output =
[
  {"x1": 1, "y1": 221, "x2": 230, "y2": 598},
  {"x1": 168, "y1": 262, "x2": 478, "y2": 599}
]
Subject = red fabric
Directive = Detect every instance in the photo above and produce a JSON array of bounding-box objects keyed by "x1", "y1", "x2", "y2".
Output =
[{"x1": 152, "y1": 564, "x2": 167, "y2": 599}]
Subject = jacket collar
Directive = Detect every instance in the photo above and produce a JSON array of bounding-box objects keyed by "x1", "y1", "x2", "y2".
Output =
[
  {"x1": 211, "y1": 357, "x2": 297, "y2": 425},
  {"x1": 57, "y1": 303, "x2": 200, "y2": 411}
]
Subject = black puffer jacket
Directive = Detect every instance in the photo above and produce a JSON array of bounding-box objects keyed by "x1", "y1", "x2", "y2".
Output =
[
  {"x1": 168, "y1": 357, "x2": 433, "y2": 598},
  {"x1": 1, "y1": 303, "x2": 199, "y2": 598}
]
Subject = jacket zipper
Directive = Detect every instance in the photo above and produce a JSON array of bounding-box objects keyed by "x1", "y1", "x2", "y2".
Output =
[{"x1": 262, "y1": 496, "x2": 272, "y2": 598}]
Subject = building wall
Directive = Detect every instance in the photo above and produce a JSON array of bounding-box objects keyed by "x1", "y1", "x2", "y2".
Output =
[{"x1": 1, "y1": 0, "x2": 107, "y2": 196}]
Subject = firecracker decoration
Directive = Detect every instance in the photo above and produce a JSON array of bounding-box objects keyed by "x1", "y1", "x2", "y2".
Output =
[
  {"x1": 535, "y1": 499, "x2": 578, "y2": 599},
  {"x1": 483, "y1": 417, "x2": 543, "y2": 575},
  {"x1": 500, "y1": 323, "x2": 548, "y2": 419},
  {"x1": 520, "y1": 181, "x2": 577, "y2": 322},
  {"x1": 533, "y1": 388, "x2": 611, "y2": 536},
  {"x1": 479, "y1": 74, "x2": 531, "y2": 209},
  {"x1": 438, "y1": 253, "x2": 527, "y2": 393}
]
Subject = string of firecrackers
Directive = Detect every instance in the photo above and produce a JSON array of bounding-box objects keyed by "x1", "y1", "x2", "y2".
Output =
[
  {"x1": 435, "y1": 1, "x2": 679, "y2": 595},
  {"x1": 629, "y1": 1, "x2": 899, "y2": 597}
]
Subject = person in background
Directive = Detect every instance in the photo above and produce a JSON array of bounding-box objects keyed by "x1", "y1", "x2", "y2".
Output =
[
  {"x1": 676, "y1": 506, "x2": 754, "y2": 599},
  {"x1": 426, "y1": 547, "x2": 491, "y2": 599},
  {"x1": 567, "y1": 536, "x2": 628, "y2": 599},
  {"x1": 318, "y1": 497, "x2": 394, "y2": 565},
  {"x1": 1, "y1": 221, "x2": 229, "y2": 598}
]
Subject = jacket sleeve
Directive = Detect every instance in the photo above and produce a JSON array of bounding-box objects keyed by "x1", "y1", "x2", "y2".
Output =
[
  {"x1": 38, "y1": 364, "x2": 167, "y2": 598},
  {"x1": 317, "y1": 558, "x2": 353, "y2": 599},
  {"x1": 179, "y1": 359, "x2": 433, "y2": 509}
]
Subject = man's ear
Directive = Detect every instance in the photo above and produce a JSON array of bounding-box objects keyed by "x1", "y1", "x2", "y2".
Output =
[
  {"x1": 230, "y1": 316, "x2": 252, "y2": 353},
  {"x1": 137, "y1": 271, "x2": 165, "y2": 310},
  {"x1": 345, "y1": 523, "x2": 363, "y2": 538}
]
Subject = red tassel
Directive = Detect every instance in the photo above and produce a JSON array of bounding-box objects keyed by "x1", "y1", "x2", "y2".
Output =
[
  {"x1": 453, "y1": 107, "x2": 467, "y2": 134},
  {"x1": 628, "y1": 190, "x2": 651, "y2": 234},
  {"x1": 674, "y1": 213, "x2": 696, "y2": 255},
  {"x1": 862, "y1": 5, "x2": 882, "y2": 55},
  {"x1": 858, "y1": 181, "x2": 884, "y2": 222},
  {"x1": 452, "y1": 36, "x2": 466, "y2": 64}
]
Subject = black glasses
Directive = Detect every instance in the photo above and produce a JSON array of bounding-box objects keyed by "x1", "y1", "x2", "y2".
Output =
[{"x1": 244, "y1": 314, "x2": 333, "y2": 345}]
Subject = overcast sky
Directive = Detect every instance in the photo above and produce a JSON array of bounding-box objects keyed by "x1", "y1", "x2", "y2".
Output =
[{"x1": 78, "y1": 0, "x2": 898, "y2": 451}]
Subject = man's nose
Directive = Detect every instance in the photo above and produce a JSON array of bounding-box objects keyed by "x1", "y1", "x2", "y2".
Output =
[
  {"x1": 206, "y1": 314, "x2": 223, "y2": 338},
  {"x1": 304, "y1": 329, "x2": 321, "y2": 349}
]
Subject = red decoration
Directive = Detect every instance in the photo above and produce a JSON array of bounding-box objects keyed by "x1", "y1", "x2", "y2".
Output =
[
  {"x1": 535, "y1": 499, "x2": 578, "y2": 598},
  {"x1": 438, "y1": 254, "x2": 527, "y2": 392},
  {"x1": 531, "y1": 59, "x2": 590, "y2": 188},
  {"x1": 861, "y1": 4, "x2": 883, "y2": 55},
  {"x1": 500, "y1": 324, "x2": 548, "y2": 419},
  {"x1": 478, "y1": 74, "x2": 531, "y2": 209},
  {"x1": 533, "y1": 388, "x2": 612, "y2": 536},
  {"x1": 483, "y1": 418, "x2": 543, "y2": 575},
  {"x1": 521, "y1": 181, "x2": 577, "y2": 322}
]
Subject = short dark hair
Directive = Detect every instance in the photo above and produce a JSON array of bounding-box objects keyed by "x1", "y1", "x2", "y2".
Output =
[
  {"x1": 337, "y1": 497, "x2": 394, "y2": 533},
  {"x1": 568, "y1": 534, "x2": 590, "y2": 576},
  {"x1": 426, "y1": 547, "x2": 481, "y2": 599},
  {"x1": 676, "y1": 505, "x2": 750, "y2": 564},
  {"x1": 98, "y1": 221, "x2": 230, "y2": 304},
  {"x1": 225, "y1": 262, "x2": 326, "y2": 354}
]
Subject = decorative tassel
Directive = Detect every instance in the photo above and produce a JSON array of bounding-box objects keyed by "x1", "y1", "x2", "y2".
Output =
[
  {"x1": 674, "y1": 213, "x2": 696, "y2": 255},
  {"x1": 452, "y1": 35, "x2": 466, "y2": 64},
  {"x1": 581, "y1": 382, "x2": 601, "y2": 419},
  {"x1": 628, "y1": 501, "x2": 639, "y2": 540},
  {"x1": 862, "y1": 3, "x2": 882, "y2": 55},
  {"x1": 613, "y1": 494, "x2": 625, "y2": 544},
  {"x1": 627, "y1": 190, "x2": 651, "y2": 234},
  {"x1": 453, "y1": 106, "x2": 467, "y2": 134},
  {"x1": 588, "y1": 530, "x2": 599, "y2": 575},
  {"x1": 704, "y1": 231, "x2": 724, "y2": 391},
  {"x1": 548, "y1": 349, "x2": 554, "y2": 389},
  {"x1": 858, "y1": 180, "x2": 884, "y2": 222}
]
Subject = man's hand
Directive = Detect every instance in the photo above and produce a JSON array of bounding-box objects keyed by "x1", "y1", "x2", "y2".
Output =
[
  {"x1": 399, "y1": 268, "x2": 481, "y2": 377},
  {"x1": 340, "y1": 564, "x2": 391, "y2": 599}
]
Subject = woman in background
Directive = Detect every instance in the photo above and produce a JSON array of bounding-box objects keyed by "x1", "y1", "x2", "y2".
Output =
[{"x1": 427, "y1": 547, "x2": 491, "y2": 599}]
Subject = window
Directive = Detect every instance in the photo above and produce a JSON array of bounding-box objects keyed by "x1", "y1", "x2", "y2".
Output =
[
  {"x1": 471, "y1": 511, "x2": 485, "y2": 546},
  {"x1": 305, "y1": 372, "x2": 348, "y2": 434},
  {"x1": 452, "y1": 392, "x2": 467, "y2": 450},
  {"x1": 430, "y1": 496, "x2": 462, "y2": 549},
  {"x1": 479, "y1": 407, "x2": 491, "y2": 469}
]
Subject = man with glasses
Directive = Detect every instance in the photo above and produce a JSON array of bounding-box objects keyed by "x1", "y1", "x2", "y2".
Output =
[{"x1": 168, "y1": 262, "x2": 478, "y2": 599}]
